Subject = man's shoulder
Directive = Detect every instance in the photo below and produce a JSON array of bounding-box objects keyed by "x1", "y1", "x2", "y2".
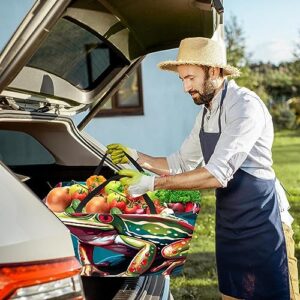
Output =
[
  {"x1": 226, "y1": 80, "x2": 270, "y2": 118},
  {"x1": 227, "y1": 80, "x2": 263, "y2": 106}
]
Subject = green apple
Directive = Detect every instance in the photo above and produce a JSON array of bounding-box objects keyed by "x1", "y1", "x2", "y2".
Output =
[
  {"x1": 107, "y1": 192, "x2": 126, "y2": 204},
  {"x1": 104, "y1": 180, "x2": 123, "y2": 194},
  {"x1": 68, "y1": 183, "x2": 88, "y2": 195}
]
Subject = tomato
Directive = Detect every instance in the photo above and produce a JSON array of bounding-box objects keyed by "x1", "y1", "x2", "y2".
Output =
[
  {"x1": 108, "y1": 198, "x2": 117, "y2": 208},
  {"x1": 185, "y1": 202, "x2": 194, "y2": 212},
  {"x1": 124, "y1": 203, "x2": 139, "y2": 214},
  {"x1": 46, "y1": 187, "x2": 72, "y2": 212},
  {"x1": 152, "y1": 199, "x2": 165, "y2": 213},
  {"x1": 106, "y1": 192, "x2": 127, "y2": 211},
  {"x1": 85, "y1": 196, "x2": 110, "y2": 213},
  {"x1": 116, "y1": 201, "x2": 127, "y2": 211},
  {"x1": 109, "y1": 199, "x2": 127, "y2": 211},
  {"x1": 72, "y1": 191, "x2": 88, "y2": 201},
  {"x1": 145, "y1": 202, "x2": 164, "y2": 214}
]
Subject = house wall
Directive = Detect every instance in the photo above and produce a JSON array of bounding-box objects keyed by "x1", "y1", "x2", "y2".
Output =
[{"x1": 83, "y1": 49, "x2": 202, "y2": 157}]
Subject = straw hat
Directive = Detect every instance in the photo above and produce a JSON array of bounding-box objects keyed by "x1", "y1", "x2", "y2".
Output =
[{"x1": 158, "y1": 37, "x2": 240, "y2": 77}]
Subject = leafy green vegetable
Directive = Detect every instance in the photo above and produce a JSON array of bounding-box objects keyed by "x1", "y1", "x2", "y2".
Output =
[
  {"x1": 154, "y1": 190, "x2": 201, "y2": 204},
  {"x1": 71, "y1": 199, "x2": 81, "y2": 209},
  {"x1": 110, "y1": 207, "x2": 122, "y2": 214}
]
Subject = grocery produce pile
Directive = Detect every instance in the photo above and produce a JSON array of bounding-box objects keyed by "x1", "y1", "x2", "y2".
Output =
[{"x1": 45, "y1": 174, "x2": 201, "y2": 215}]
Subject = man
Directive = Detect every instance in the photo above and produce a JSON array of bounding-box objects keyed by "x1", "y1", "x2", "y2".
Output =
[{"x1": 107, "y1": 37, "x2": 299, "y2": 299}]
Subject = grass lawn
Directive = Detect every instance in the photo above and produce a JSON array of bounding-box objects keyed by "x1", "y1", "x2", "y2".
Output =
[{"x1": 170, "y1": 130, "x2": 300, "y2": 299}]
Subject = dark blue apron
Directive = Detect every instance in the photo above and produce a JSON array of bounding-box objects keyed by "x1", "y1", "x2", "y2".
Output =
[{"x1": 199, "y1": 81, "x2": 290, "y2": 299}]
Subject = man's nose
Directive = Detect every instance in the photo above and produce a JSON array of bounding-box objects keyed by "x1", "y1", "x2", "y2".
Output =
[{"x1": 183, "y1": 80, "x2": 192, "y2": 93}]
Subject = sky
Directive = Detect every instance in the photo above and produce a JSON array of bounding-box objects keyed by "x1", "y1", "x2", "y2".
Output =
[
  {"x1": 225, "y1": 0, "x2": 300, "y2": 64},
  {"x1": 0, "y1": 0, "x2": 300, "y2": 65}
]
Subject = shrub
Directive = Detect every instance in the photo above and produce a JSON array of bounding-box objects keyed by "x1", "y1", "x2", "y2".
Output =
[{"x1": 271, "y1": 103, "x2": 297, "y2": 130}]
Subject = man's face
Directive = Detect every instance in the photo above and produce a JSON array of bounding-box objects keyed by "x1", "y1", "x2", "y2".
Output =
[{"x1": 177, "y1": 65, "x2": 216, "y2": 106}]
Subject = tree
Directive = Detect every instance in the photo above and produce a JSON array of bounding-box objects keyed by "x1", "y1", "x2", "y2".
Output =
[
  {"x1": 225, "y1": 15, "x2": 249, "y2": 67},
  {"x1": 225, "y1": 15, "x2": 268, "y2": 101},
  {"x1": 293, "y1": 29, "x2": 300, "y2": 60}
]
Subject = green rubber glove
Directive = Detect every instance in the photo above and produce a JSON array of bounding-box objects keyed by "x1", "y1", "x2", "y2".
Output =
[
  {"x1": 118, "y1": 169, "x2": 155, "y2": 197},
  {"x1": 106, "y1": 143, "x2": 139, "y2": 164}
]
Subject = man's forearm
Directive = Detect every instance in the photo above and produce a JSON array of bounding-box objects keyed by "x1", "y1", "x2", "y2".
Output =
[
  {"x1": 137, "y1": 152, "x2": 170, "y2": 176},
  {"x1": 154, "y1": 167, "x2": 222, "y2": 190}
]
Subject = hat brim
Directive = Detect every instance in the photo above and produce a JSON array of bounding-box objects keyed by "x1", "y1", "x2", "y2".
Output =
[{"x1": 158, "y1": 60, "x2": 240, "y2": 77}]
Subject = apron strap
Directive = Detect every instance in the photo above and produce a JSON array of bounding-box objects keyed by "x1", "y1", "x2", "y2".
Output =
[{"x1": 200, "y1": 79, "x2": 228, "y2": 133}]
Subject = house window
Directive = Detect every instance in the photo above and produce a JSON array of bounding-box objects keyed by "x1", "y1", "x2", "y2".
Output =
[{"x1": 97, "y1": 67, "x2": 144, "y2": 116}]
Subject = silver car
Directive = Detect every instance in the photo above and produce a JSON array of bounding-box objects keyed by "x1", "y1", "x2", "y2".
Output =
[{"x1": 0, "y1": 0, "x2": 222, "y2": 299}]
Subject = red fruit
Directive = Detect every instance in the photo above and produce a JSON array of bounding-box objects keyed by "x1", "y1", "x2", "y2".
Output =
[
  {"x1": 171, "y1": 202, "x2": 185, "y2": 213},
  {"x1": 72, "y1": 191, "x2": 88, "y2": 201},
  {"x1": 185, "y1": 202, "x2": 194, "y2": 212},
  {"x1": 116, "y1": 201, "x2": 127, "y2": 211},
  {"x1": 124, "y1": 204, "x2": 138, "y2": 214}
]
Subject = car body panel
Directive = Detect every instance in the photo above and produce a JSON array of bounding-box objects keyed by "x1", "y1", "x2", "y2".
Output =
[{"x1": 0, "y1": 162, "x2": 75, "y2": 263}]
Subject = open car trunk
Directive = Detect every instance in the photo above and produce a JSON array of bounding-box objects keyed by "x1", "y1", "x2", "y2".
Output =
[{"x1": 0, "y1": 111, "x2": 201, "y2": 299}]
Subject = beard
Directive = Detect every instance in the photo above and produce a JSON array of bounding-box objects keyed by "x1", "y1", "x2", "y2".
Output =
[{"x1": 189, "y1": 78, "x2": 217, "y2": 106}]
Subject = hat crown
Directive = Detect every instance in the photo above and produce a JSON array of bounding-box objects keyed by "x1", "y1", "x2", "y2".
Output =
[
  {"x1": 176, "y1": 37, "x2": 227, "y2": 66},
  {"x1": 157, "y1": 37, "x2": 240, "y2": 77}
]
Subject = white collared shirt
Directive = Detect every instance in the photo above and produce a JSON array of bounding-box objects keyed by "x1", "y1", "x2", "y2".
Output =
[{"x1": 167, "y1": 80, "x2": 293, "y2": 226}]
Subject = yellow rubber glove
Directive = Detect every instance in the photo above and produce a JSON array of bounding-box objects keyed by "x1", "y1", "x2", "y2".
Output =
[
  {"x1": 106, "y1": 143, "x2": 139, "y2": 164},
  {"x1": 118, "y1": 169, "x2": 155, "y2": 197}
]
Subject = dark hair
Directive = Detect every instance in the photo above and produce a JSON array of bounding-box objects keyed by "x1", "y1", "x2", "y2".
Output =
[{"x1": 202, "y1": 66, "x2": 210, "y2": 80}]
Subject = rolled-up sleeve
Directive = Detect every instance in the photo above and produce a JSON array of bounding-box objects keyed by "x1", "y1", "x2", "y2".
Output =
[
  {"x1": 204, "y1": 95, "x2": 266, "y2": 187},
  {"x1": 167, "y1": 111, "x2": 204, "y2": 174}
]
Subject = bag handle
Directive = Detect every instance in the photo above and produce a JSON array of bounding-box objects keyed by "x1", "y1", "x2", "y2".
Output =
[
  {"x1": 75, "y1": 174, "x2": 123, "y2": 213},
  {"x1": 75, "y1": 151, "x2": 157, "y2": 214},
  {"x1": 93, "y1": 152, "x2": 108, "y2": 175}
]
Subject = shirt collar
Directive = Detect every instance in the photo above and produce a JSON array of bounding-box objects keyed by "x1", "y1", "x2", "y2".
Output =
[{"x1": 204, "y1": 80, "x2": 225, "y2": 113}]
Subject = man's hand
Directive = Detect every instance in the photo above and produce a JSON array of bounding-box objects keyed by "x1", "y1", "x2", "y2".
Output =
[
  {"x1": 118, "y1": 169, "x2": 155, "y2": 197},
  {"x1": 106, "y1": 143, "x2": 139, "y2": 164}
]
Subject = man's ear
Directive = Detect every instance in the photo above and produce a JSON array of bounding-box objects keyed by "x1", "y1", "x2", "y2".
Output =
[{"x1": 209, "y1": 67, "x2": 221, "y2": 79}]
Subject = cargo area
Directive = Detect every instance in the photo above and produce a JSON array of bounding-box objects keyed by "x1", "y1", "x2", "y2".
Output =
[{"x1": 0, "y1": 112, "x2": 175, "y2": 300}]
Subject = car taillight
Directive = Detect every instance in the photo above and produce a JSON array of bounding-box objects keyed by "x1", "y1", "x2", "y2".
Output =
[{"x1": 0, "y1": 257, "x2": 84, "y2": 299}]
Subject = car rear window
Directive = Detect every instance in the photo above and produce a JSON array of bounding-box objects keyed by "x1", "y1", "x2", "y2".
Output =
[
  {"x1": 0, "y1": 130, "x2": 54, "y2": 165},
  {"x1": 27, "y1": 17, "x2": 127, "y2": 90}
]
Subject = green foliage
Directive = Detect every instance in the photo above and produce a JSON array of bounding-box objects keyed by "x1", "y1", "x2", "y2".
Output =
[
  {"x1": 155, "y1": 189, "x2": 201, "y2": 204},
  {"x1": 224, "y1": 15, "x2": 300, "y2": 116},
  {"x1": 293, "y1": 30, "x2": 300, "y2": 60},
  {"x1": 225, "y1": 15, "x2": 248, "y2": 68},
  {"x1": 271, "y1": 103, "x2": 297, "y2": 130}
]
